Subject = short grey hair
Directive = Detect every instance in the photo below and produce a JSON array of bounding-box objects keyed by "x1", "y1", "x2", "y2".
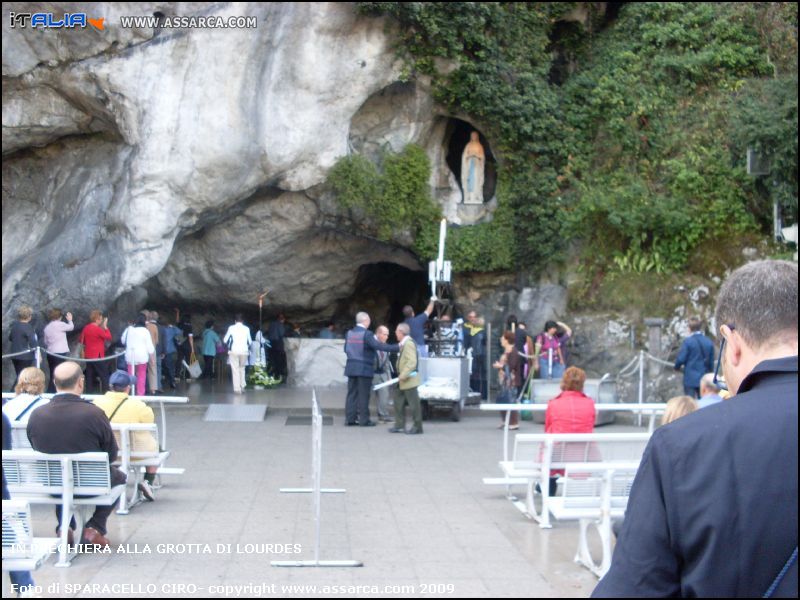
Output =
[
  {"x1": 715, "y1": 260, "x2": 797, "y2": 349},
  {"x1": 376, "y1": 325, "x2": 389, "y2": 334},
  {"x1": 700, "y1": 373, "x2": 719, "y2": 393},
  {"x1": 355, "y1": 312, "x2": 369, "y2": 325},
  {"x1": 396, "y1": 323, "x2": 410, "y2": 335}
]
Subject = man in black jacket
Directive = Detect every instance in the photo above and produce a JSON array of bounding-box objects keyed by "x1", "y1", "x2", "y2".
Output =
[
  {"x1": 27, "y1": 361, "x2": 127, "y2": 547},
  {"x1": 267, "y1": 313, "x2": 288, "y2": 381},
  {"x1": 594, "y1": 260, "x2": 797, "y2": 598}
]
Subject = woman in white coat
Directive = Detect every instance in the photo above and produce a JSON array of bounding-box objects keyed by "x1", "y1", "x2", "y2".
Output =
[
  {"x1": 122, "y1": 313, "x2": 155, "y2": 396},
  {"x1": 224, "y1": 314, "x2": 252, "y2": 393}
]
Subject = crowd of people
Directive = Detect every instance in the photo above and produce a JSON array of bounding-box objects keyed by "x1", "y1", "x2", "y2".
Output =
[
  {"x1": 1, "y1": 259, "x2": 796, "y2": 597},
  {"x1": 4, "y1": 307, "x2": 306, "y2": 395}
]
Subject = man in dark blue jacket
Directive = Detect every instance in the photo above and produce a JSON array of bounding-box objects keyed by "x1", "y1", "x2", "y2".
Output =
[
  {"x1": 674, "y1": 316, "x2": 715, "y2": 397},
  {"x1": 344, "y1": 312, "x2": 399, "y2": 427},
  {"x1": 594, "y1": 260, "x2": 797, "y2": 598}
]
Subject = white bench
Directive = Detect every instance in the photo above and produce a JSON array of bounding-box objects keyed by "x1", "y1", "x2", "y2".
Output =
[
  {"x1": 2, "y1": 499, "x2": 59, "y2": 572},
  {"x1": 112, "y1": 423, "x2": 183, "y2": 514},
  {"x1": 548, "y1": 462, "x2": 639, "y2": 578},
  {"x1": 1, "y1": 392, "x2": 189, "y2": 452},
  {"x1": 1, "y1": 450, "x2": 125, "y2": 567},
  {"x1": 495, "y1": 432, "x2": 650, "y2": 528},
  {"x1": 9, "y1": 421, "x2": 184, "y2": 515}
]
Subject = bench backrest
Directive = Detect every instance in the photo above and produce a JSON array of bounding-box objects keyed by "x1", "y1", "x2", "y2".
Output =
[
  {"x1": 111, "y1": 423, "x2": 159, "y2": 460},
  {"x1": 10, "y1": 421, "x2": 159, "y2": 460},
  {"x1": 2, "y1": 450, "x2": 112, "y2": 496},
  {"x1": 2, "y1": 499, "x2": 34, "y2": 558},
  {"x1": 511, "y1": 433, "x2": 651, "y2": 470},
  {"x1": 560, "y1": 463, "x2": 639, "y2": 510},
  {"x1": 10, "y1": 424, "x2": 31, "y2": 450}
]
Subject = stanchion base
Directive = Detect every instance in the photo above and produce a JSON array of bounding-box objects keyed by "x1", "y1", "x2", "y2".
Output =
[
  {"x1": 271, "y1": 560, "x2": 363, "y2": 567},
  {"x1": 279, "y1": 488, "x2": 346, "y2": 493}
]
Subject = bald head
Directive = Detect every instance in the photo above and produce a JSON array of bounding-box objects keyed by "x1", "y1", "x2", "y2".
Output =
[{"x1": 53, "y1": 361, "x2": 84, "y2": 393}]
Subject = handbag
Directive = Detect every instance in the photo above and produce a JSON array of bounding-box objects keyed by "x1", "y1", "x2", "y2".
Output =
[
  {"x1": 71, "y1": 334, "x2": 86, "y2": 371},
  {"x1": 72, "y1": 330, "x2": 86, "y2": 359},
  {"x1": 183, "y1": 352, "x2": 203, "y2": 379},
  {"x1": 215, "y1": 341, "x2": 226, "y2": 355}
]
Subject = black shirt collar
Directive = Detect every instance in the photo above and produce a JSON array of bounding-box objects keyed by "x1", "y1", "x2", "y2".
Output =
[{"x1": 738, "y1": 355, "x2": 798, "y2": 394}]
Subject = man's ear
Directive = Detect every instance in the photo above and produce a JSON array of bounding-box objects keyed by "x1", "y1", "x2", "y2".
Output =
[{"x1": 726, "y1": 330, "x2": 745, "y2": 367}]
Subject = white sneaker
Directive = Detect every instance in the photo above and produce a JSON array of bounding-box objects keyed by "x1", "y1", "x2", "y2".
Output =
[{"x1": 138, "y1": 480, "x2": 156, "y2": 501}]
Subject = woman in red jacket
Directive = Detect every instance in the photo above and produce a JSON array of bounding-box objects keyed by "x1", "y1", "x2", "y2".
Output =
[
  {"x1": 544, "y1": 366, "x2": 596, "y2": 496},
  {"x1": 81, "y1": 310, "x2": 112, "y2": 393}
]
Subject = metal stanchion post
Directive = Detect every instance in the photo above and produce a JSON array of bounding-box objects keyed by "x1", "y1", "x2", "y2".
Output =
[
  {"x1": 486, "y1": 322, "x2": 492, "y2": 404},
  {"x1": 272, "y1": 389, "x2": 361, "y2": 568},
  {"x1": 637, "y1": 350, "x2": 645, "y2": 427}
]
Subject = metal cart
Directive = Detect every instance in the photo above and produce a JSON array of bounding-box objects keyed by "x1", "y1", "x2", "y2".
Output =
[{"x1": 417, "y1": 356, "x2": 471, "y2": 421}]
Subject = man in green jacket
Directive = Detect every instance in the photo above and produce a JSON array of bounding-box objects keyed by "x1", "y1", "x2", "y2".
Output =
[{"x1": 389, "y1": 323, "x2": 423, "y2": 435}]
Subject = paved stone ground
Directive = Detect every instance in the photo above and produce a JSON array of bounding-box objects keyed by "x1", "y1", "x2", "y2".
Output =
[{"x1": 6, "y1": 382, "x2": 646, "y2": 598}]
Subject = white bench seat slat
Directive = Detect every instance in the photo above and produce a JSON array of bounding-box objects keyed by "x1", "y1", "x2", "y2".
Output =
[
  {"x1": 2, "y1": 499, "x2": 59, "y2": 572},
  {"x1": 549, "y1": 462, "x2": 640, "y2": 578},
  {"x1": 492, "y1": 432, "x2": 650, "y2": 529},
  {"x1": 9, "y1": 421, "x2": 184, "y2": 515},
  {"x1": 2, "y1": 451, "x2": 124, "y2": 567}
]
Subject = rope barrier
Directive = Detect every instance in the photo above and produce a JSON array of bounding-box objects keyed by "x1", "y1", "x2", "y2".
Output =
[
  {"x1": 645, "y1": 352, "x2": 674, "y2": 368},
  {"x1": 41, "y1": 348, "x2": 125, "y2": 363},
  {"x1": 615, "y1": 351, "x2": 675, "y2": 380},
  {"x1": 3, "y1": 346, "x2": 125, "y2": 363},
  {"x1": 1, "y1": 349, "x2": 39, "y2": 359},
  {"x1": 617, "y1": 355, "x2": 642, "y2": 378}
]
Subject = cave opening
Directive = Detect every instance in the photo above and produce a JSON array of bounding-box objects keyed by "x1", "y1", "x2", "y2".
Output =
[
  {"x1": 445, "y1": 119, "x2": 497, "y2": 203},
  {"x1": 334, "y1": 262, "x2": 430, "y2": 338}
]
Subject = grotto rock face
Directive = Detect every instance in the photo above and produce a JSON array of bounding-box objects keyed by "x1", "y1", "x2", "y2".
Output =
[
  {"x1": 147, "y1": 191, "x2": 423, "y2": 319},
  {"x1": 3, "y1": 2, "x2": 437, "y2": 328}
]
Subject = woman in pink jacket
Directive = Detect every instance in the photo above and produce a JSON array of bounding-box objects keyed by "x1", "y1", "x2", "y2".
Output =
[{"x1": 43, "y1": 308, "x2": 74, "y2": 393}]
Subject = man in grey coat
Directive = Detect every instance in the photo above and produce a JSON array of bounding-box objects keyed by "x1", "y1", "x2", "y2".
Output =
[{"x1": 372, "y1": 325, "x2": 394, "y2": 423}]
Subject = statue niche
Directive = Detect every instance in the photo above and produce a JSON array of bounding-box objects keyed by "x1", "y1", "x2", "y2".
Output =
[{"x1": 461, "y1": 131, "x2": 485, "y2": 204}]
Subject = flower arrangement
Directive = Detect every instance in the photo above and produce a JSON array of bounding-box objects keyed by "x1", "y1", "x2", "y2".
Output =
[{"x1": 247, "y1": 365, "x2": 282, "y2": 388}]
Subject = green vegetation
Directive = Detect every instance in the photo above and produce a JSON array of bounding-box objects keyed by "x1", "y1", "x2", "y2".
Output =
[
  {"x1": 331, "y1": 2, "x2": 797, "y2": 285},
  {"x1": 329, "y1": 145, "x2": 517, "y2": 270},
  {"x1": 328, "y1": 145, "x2": 439, "y2": 257}
]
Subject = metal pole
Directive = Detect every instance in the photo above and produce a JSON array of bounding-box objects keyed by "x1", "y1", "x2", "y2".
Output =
[
  {"x1": 272, "y1": 389, "x2": 362, "y2": 568},
  {"x1": 312, "y1": 391, "x2": 322, "y2": 564},
  {"x1": 486, "y1": 322, "x2": 492, "y2": 404},
  {"x1": 637, "y1": 350, "x2": 645, "y2": 427}
]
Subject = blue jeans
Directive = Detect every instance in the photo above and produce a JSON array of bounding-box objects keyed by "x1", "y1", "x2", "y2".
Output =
[
  {"x1": 538, "y1": 359, "x2": 565, "y2": 380},
  {"x1": 10, "y1": 570, "x2": 34, "y2": 591}
]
